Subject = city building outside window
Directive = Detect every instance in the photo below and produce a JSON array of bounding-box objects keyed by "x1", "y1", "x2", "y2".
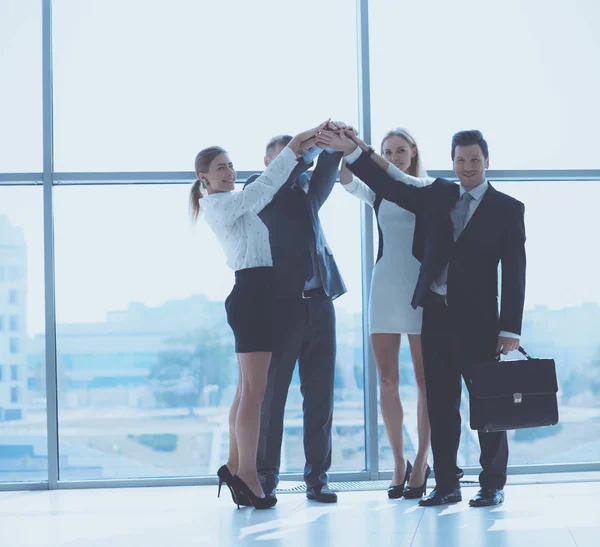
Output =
[
  {"x1": 9, "y1": 338, "x2": 19, "y2": 354},
  {"x1": 8, "y1": 289, "x2": 18, "y2": 305}
]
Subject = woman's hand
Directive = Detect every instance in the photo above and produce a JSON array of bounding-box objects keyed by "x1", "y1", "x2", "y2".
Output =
[
  {"x1": 315, "y1": 129, "x2": 358, "y2": 155},
  {"x1": 288, "y1": 120, "x2": 331, "y2": 154}
]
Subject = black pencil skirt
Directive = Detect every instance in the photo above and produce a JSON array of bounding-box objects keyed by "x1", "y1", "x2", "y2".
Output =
[{"x1": 225, "y1": 266, "x2": 274, "y2": 353}]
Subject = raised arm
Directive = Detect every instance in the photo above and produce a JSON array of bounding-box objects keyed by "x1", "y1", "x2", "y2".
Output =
[
  {"x1": 345, "y1": 148, "x2": 428, "y2": 215},
  {"x1": 244, "y1": 157, "x2": 311, "y2": 195},
  {"x1": 317, "y1": 131, "x2": 430, "y2": 215},
  {"x1": 306, "y1": 150, "x2": 344, "y2": 210},
  {"x1": 347, "y1": 135, "x2": 432, "y2": 188},
  {"x1": 209, "y1": 146, "x2": 300, "y2": 226},
  {"x1": 210, "y1": 121, "x2": 329, "y2": 225},
  {"x1": 340, "y1": 159, "x2": 376, "y2": 206},
  {"x1": 386, "y1": 162, "x2": 434, "y2": 187}
]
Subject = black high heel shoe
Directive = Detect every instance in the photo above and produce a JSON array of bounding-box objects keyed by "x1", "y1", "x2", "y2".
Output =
[
  {"x1": 387, "y1": 460, "x2": 412, "y2": 499},
  {"x1": 231, "y1": 475, "x2": 277, "y2": 510},
  {"x1": 217, "y1": 465, "x2": 250, "y2": 507},
  {"x1": 403, "y1": 464, "x2": 431, "y2": 499}
]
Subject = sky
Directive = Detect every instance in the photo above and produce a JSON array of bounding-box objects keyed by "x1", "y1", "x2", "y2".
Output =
[{"x1": 1, "y1": 0, "x2": 600, "y2": 337}]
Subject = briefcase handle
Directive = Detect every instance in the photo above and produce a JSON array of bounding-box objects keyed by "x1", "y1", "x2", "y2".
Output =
[{"x1": 494, "y1": 346, "x2": 532, "y2": 361}]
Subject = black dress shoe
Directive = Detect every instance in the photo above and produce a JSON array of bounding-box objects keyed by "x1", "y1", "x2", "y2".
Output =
[
  {"x1": 307, "y1": 484, "x2": 338, "y2": 503},
  {"x1": 387, "y1": 460, "x2": 412, "y2": 499},
  {"x1": 418, "y1": 487, "x2": 462, "y2": 507},
  {"x1": 469, "y1": 488, "x2": 504, "y2": 507},
  {"x1": 263, "y1": 488, "x2": 277, "y2": 499}
]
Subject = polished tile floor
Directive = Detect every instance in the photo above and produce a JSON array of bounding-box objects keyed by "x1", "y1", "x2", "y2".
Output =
[{"x1": 1, "y1": 479, "x2": 599, "y2": 546}]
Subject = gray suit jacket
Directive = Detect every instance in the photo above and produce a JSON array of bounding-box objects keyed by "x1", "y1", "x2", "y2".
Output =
[{"x1": 245, "y1": 151, "x2": 346, "y2": 300}]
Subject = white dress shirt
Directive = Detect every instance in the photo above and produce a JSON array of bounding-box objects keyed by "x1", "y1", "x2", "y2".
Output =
[
  {"x1": 201, "y1": 146, "x2": 298, "y2": 271},
  {"x1": 345, "y1": 146, "x2": 518, "y2": 339}
]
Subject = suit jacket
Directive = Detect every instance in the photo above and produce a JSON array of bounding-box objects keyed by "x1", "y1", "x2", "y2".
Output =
[
  {"x1": 348, "y1": 152, "x2": 526, "y2": 336},
  {"x1": 245, "y1": 151, "x2": 346, "y2": 300}
]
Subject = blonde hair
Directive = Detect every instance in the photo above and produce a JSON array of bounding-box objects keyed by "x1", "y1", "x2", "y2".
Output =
[
  {"x1": 189, "y1": 146, "x2": 227, "y2": 222},
  {"x1": 380, "y1": 128, "x2": 428, "y2": 178}
]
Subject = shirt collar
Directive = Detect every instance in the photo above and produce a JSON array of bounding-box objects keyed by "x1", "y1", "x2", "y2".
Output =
[{"x1": 460, "y1": 179, "x2": 489, "y2": 201}]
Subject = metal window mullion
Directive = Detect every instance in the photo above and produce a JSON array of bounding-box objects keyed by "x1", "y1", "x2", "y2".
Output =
[
  {"x1": 42, "y1": 0, "x2": 59, "y2": 490},
  {"x1": 41, "y1": 170, "x2": 600, "y2": 185},
  {"x1": 0, "y1": 173, "x2": 43, "y2": 184},
  {"x1": 357, "y1": 0, "x2": 379, "y2": 480}
]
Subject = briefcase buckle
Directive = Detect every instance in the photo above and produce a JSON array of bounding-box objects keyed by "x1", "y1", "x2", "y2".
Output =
[{"x1": 513, "y1": 393, "x2": 523, "y2": 404}]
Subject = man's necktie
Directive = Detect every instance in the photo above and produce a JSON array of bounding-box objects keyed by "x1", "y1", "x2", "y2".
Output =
[{"x1": 434, "y1": 192, "x2": 475, "y2": 287}]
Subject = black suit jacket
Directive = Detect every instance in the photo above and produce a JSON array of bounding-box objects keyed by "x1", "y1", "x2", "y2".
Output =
[
  {"x1": 245, "y1": 151, "x2": 346, "y2": 300},
  {"x1": 348, "y1": 152, "x2": 526, "y2": 336}
]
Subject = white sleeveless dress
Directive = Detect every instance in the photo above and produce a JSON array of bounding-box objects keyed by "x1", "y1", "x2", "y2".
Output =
[{"x1": 344, "y1": 165, "x2": 433, "y2": 334}]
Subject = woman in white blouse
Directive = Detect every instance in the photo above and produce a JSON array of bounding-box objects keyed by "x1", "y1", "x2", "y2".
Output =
[
  {"x1": 189, "y1": 122, "x2": 326, "y2": 509},
  {"x1": 339, "y1": 129, "x2": 433, "y2": 499}
]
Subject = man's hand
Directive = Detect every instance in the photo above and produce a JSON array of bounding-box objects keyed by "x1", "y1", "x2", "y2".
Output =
[
  {"x1": 289, "y1": 120, "x2": 330, "y2": 154},
  {"x1": 315, "y1": 130, "x2": 357, "y2": 155},
  {"x1": 496, "y1": 336, "x2": 520, "y2": 355},
  {"x1": 327, "y1": 120, "x2": 359, "y2": 137}
]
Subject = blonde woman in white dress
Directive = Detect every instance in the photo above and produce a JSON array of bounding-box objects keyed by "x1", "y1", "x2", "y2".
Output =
[{"x1": 340, "y1": 129, "x2": 433, "y2": 499}]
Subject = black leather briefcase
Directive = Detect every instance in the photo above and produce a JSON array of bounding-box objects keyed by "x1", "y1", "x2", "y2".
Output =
[{"x1": 467, "y1": 347, "x2": 559, "y2": 433}]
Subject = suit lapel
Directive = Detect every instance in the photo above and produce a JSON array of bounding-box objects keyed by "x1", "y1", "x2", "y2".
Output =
[
  {"x1": 442, "y1": 183, "x2": 460, "y2": 239},
  {"x1": 455, "y1": 184, "x2": 497, "y2": 244}
]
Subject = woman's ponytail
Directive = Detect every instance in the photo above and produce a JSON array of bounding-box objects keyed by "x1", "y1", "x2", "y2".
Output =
[{"x1": 189, "y1": 179, "x2": 204, "y2": 222}]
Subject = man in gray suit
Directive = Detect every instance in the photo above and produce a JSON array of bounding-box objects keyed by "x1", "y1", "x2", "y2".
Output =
[{"x1": 245, "y1": 136, "x2": 345, "y2": 503}]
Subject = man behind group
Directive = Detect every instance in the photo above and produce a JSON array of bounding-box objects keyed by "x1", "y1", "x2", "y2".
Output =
[
  {"x1": 319, "y1": 128, "x2": 526, "y2": 507},
  {"x1": 245, "y1": 132, "x2": 345, "y2": 503}
]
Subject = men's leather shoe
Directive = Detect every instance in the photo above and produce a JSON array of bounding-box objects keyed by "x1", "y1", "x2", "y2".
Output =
[
  {"x1": 307, "y1": 484, "x2": 338, "y2": 503},
  {"x1": 469, "y1": 488, "x2": 504, "y2": 507},
  {"x1": 418, "y1": 487, "x2": 462, "y2": 507}
]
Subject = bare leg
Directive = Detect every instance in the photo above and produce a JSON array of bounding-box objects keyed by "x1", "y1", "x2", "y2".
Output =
[
  {"x1": 371, "y1": 333, "x2": 406, "y2": 486},
  {"x1": 406, "y1": 334, "x2": 431, "y2": 487},
  {"x1": 225, "y1": 355, "x2": 242, "y2": 474},
  {"x1": 235, "y1": 351, "x2": 271, "y2": 498}
]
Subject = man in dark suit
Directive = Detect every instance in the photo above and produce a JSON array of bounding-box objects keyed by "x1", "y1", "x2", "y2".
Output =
[
  {"x1": 245, "y1": 135, "x2": 345, "y2": 503},
  {"x1": 320, "y1": 128, "x2": 525, "y2": 507}
]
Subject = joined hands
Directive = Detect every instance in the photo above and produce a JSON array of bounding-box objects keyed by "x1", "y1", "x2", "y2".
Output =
[
  {"x1": 315, "y1": 121, "x2": 361, "y2": 154},
  {"x1": 289, "y1": 120, "x2": 361, "y2": 156}
]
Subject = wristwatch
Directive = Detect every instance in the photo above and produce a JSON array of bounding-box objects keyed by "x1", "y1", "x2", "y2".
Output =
[{"x1": 365, "y1": 146, "x2": 375, "y2": 157}]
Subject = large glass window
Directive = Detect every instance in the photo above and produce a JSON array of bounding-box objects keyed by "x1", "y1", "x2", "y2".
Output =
[
  {"x1": 52, "y1": 0, "x2": 358, "y2": 172},
  {"x1": 369, "y1": 0, "x2": 600, "y2": 169},
  {"x1": 53, "y1": 184, "x2": 231, "y2": 479},
  {"x1": 0, "y1": 1, "x2": 42, "y2": 172},
  {"x1": 2, "y1": 0, "x2": 600, "y2": 489},
  {"x1": 53, "y1": 182, "x2": 364, "y2": 479},
  {"x1": 0, "y1": 188, "x2": 47, "y2": 482}
]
